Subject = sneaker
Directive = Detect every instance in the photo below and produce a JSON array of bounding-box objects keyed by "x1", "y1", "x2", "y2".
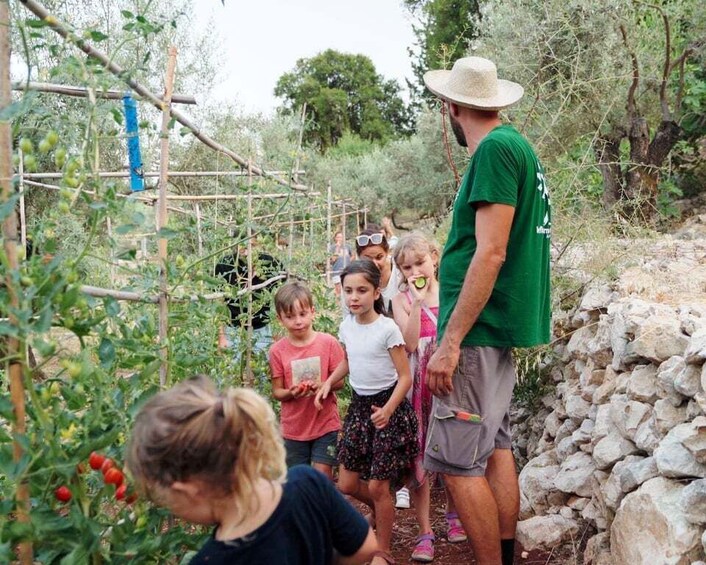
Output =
[
  {"x1": 395, "y1": 487, "x2": 410, "y2": 509},
  {"x1": 445, "y1": 512, "x2": 468, "y2": 543},
  {"x1": 411, "y1": 533, "x2": 435, "y2": 562}
]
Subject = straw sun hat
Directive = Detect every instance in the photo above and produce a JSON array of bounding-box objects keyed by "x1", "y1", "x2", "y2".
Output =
[{"x1": 423, "y1": 57, "x2": 524, "y2": 110}]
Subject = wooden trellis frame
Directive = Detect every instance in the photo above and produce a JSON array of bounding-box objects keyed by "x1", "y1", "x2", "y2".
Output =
[{"x1": 3, "y1": 5, "x2": 379, "y2": 559}]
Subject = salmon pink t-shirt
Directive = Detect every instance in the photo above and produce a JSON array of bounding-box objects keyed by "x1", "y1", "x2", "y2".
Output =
[{"x1": 269, "y1": 332, "x2": 344, "y2": 441}]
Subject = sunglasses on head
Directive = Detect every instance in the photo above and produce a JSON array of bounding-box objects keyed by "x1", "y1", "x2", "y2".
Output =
[{"x1": 356, "y1": 233, "x2": 385, "y2": 246}]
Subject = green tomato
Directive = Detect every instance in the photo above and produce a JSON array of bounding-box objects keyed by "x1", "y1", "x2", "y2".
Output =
[
  {"x1": 54, "y1": 147, "x2": 67, "y2": 168},
  {"x1": 66, "y1": 159, "x2": 80, "y2": 175},
  {"x1": 38, "y1": 139, "x2": 52, "y2": 154},
  {"x1": 64, "y1": 176, "x2": 79, "y2": 188},
  {"x1": 58, "y1": 201, "x2": 71, "y2": 214},
  {"x1": 19, "y1": 138, "x2": 33, "y2": 154},
  {"x1": 46, "y1": 130, "x2": 59, "y2": 147},
  {"x1": 23, "y1": 154, "x2": 37, "y2": 172}
]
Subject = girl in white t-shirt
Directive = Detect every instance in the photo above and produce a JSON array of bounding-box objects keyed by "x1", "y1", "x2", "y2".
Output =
[{"x1": 316, "y1": 260, "x2": 418, "y2": 565}]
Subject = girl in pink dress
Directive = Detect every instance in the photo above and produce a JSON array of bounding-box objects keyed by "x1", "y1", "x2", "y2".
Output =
[{"x1": 392, "y1": 233, "x2": 467, "y2": 563}]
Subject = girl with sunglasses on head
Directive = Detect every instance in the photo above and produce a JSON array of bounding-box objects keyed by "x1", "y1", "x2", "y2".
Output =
[{"x1": 354, "y1": 228, "x2": 403, "y2": 314}]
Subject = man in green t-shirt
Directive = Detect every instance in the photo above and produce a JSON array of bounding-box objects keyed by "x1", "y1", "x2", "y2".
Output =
[{"x1": 422, "y1": 57, "x2": 551, "y2": 565}]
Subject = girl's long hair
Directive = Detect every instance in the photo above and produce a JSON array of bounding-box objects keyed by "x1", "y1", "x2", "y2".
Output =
[
  {"x1": 341, "y1": 259, "x2": 386, "y2": 315},
  {"x1": 127, "y1": 376, "x2": 286, "y2": 518}
]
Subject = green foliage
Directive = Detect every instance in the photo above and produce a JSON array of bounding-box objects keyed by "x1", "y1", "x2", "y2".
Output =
[
  {"x1": 307, "y1": 108, "x2": 466, "y2": 218},
  {"x1": 274, "y1": 49, "x2": 413, "y2": 151},
  {"x1": 404, "y1": 0, "x2": 481, "y2": 108}
]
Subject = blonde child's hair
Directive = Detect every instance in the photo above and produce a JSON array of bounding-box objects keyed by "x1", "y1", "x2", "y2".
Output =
[
  {"x1": 274, "y1": 281, "x2": 313, "y2": 316},
  {"x1": 127, "y1": 376, "x2": 286, "y2": 506},
  {"x1": 392, "y1": 233, "x2": 441, "y2": 288}
]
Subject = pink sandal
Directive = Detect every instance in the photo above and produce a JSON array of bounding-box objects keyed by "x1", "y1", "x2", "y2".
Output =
[
  {"x1": 411, "y1": 533, "x2": 435, "y2": 562},
  {"x1": 445, "y1": 512, "x2": 467, "y2": 543}
]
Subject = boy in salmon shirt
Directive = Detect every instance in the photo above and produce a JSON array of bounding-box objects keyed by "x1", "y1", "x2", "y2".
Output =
[{"x1": 269, "y1": 281, "x2": 344, "y2": 479}]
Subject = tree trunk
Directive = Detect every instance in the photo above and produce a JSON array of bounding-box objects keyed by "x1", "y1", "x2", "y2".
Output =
[{"x1": 595, "y1": 134, "x2": 624, "y2": 209}]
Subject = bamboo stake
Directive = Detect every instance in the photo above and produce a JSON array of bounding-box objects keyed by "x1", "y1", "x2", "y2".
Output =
[
  {"x1": 12, "y1": 80, "x2": 196, "y2": 104},
  {"x1": 157, "y1": 46, "x2": 177, "y2": 388},
  {"x1": 195, "y1": 202, "x2": 203, "y2": 256},
  {"x1": 17, "y1": 0, "x2": 308, "y2": 192},
  {"x1": 326, "y1": 181, "x2": 332, "y2": 284},
  {"x1": 245, "y1": 162, "x2": 254, "y2": 387},
  {"x1": 1, "y1": 3, "x2": 32, "y2": 562},
  {"x1": 79, "y1": 274, "x2": 286, "y2": 304},
  {"x1": 106, "y1": 217, "x2": 115, "y2": 286},
  {"x1": 21, "y1": 169, "x2": 305, "y2": 180},
  {"x1": 19, "y1": 150, "x2": 26, "y2": 249},
  {"x1": 288, "y1": 212, "x2": 294, "y2": 264}
]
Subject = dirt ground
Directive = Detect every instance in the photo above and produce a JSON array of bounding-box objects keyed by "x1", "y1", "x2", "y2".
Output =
[{"x1": 353, "y1": 485, "x2": 587, "y2": 564}]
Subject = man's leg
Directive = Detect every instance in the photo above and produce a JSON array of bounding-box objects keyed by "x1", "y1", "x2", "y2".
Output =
[
  {"x1": 443, "y1": 474, "x2": 501, "y2": 565},
  {"x1": 486, "y1": 448, "x2": 519, "y2": 539}
]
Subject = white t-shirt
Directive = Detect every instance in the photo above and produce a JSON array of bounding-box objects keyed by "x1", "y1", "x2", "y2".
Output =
[{"x1": 339, "y1": 314, "x2": 406, "y2": 396}]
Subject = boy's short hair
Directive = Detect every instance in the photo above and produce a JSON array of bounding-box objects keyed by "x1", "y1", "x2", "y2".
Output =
[{"x1": 274, "y1": 281, "x2": 314, "y2": 316}]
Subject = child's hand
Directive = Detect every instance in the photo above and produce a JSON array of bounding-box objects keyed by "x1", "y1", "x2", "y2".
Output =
[
  {"x1": 314, "y1": 381, "x2": 331, "y2": 410},
  {"x1": 408, "y1": 275, "x2": 429, "y2": 303},
  {"x1": 289, "y1": 384, "x2": 308, "y2": 399},
  {"x1": 371, "y1": 405, "x2": 391, "y2": 429}
]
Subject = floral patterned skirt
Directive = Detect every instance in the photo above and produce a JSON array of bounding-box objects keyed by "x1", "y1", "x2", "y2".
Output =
[{"x1": 337, "y1": 385, "x2": 418, "y2": 486}]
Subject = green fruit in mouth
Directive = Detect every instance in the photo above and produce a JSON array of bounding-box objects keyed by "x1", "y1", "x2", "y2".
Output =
[{"x1": 414, "y1": 277, "x2": 427, "y2": 289}]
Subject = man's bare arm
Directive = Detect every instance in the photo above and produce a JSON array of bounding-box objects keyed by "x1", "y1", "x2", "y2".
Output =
[{"x1": 426, "y1": 202, "x2": 515, "y2": 395}]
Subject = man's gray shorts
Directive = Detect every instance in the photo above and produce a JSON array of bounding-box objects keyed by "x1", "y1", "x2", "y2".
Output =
[{"x1": 424, "y1": 346, "x2": 515, "y2": 477}]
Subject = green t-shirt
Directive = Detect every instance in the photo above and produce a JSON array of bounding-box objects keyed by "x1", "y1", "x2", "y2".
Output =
[{"x1": 438, "y1": 125, "x2": 551, "y2": 348}]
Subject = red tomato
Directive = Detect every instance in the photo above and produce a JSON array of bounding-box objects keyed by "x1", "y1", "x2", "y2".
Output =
[
  {"x1": 89, "y1": 452, "x2": 105, "y2": 470},
  {"x1": 115, "y1": 483, "x2": 127, "y2": 500},
  {"x1": 55, "y1": 486, "x2": 72, "y2": 503},
  {"x1": 104, "y1": 468, "x2": 124, "y2": 486},
  {"x1": 100, "y1": 458, "x2": 114, "y2": 474}
]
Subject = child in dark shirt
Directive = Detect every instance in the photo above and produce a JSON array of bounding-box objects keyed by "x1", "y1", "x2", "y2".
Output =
[{"x1": 127, "y1": 376, "x2": 377, "y2": 564}]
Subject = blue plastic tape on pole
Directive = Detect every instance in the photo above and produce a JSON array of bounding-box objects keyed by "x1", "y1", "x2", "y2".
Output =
[{"x1": 123, "y1": 94, "x2": 145, "y2": 192}]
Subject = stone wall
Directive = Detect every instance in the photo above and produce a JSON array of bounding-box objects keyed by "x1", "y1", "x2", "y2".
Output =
[{"x1": 514, "y1": 234, "x2": 706, "y2": 565}]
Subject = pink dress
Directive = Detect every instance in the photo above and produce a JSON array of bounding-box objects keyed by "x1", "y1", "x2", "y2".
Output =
[{"x1": 405, "y1": 291, "x2": 438, "y2": 487}]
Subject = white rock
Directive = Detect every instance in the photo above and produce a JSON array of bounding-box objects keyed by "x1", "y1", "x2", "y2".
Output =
[
  {"x1": 593, "y1": 404, "x2": 612, "y2": 442},
  {"x1": 685, "y1": 328, "x2": 706, "y2": 364},
  {"x1": 518, "y1": 451, "x2": 560, "y2": 514},
  {"x1": 565, "y1": 394, "x2": 592, "y2": 423},
  {"x1": 559, "y1": 506, "x2": 574, "y2": 520},
  {"x1": 572, "y1": 419, "x2": 594, "y2": 445},
  {"x1": 567, "y1": 325, "x2": 595, "y2": 362},
  {"x1": 594, "y1": 432, "x2": 639, "y2": 470},
  {"x1": 655, "y1": 417, "x2": 706, "y2": 478},
  {"x1": 611, "y1": 477, "x2": 704, "y2": 565},
  {"x1": 593, "y1": 366, "x2": 618, "y2": 404},
  {"x1": 582, "y1": 497, "x2": 609, "y2": 530},
  {"x1": 625, "y1": 314, "x2": 689, "y2": 364},
  {"x1": 609, "y1": 395, "x2": 652, "y2": 440},
  {"x1": 687, "y1": 399, "x2": 705, "y2": 419},
  {"x1": 679, "y1": 304, "x2": 706, "y2": 336},
  {"x1": 516, "y1": 515, "x2": 580, "y2": 551},
  {"x1": 634, "y1": 417, "x2": 662, "y2": 453},
  {"x1": 654, "y1": 398, "x2": 689, "y2": 435},
  {"x1": 680, "y1": 479, "x2": 706, "y2": 525},
  {"x1": 543, "y1": 410, "x2": 562, "y2": 438},
  {"x1": 702, "y1": 529, "x2": 706, "y2": 555},
  {"x1": 555, "y1": 418, "x2": 579, "y2": 443},
  {"x1": 617, "y1": 456, "x2": 659, "y2": 492},
  {"x1": 556, "y1": 436, "x2": 578, "y2": 460},
  {"x1": 554, "y1": 451, "x2": 596, "y2": 497},
  {"x1": 627, "y1": 364, "x2": 662, "y2": 404},
  {"x1": 658, "y1": 355, "x2": 688, "y2": 404},
  {"x1": 675, "y1": 363, "x2": 703, "y2": 398}
]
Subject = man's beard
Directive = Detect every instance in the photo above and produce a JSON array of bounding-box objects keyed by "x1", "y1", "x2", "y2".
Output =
[{"x1": 449, "y1": 113, "x2": 467, "y2": 147}]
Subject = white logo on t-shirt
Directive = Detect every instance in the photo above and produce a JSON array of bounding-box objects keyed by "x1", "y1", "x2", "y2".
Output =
[{"x1": 291, "y1": 357, "x2": 321, "y2": 385}]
